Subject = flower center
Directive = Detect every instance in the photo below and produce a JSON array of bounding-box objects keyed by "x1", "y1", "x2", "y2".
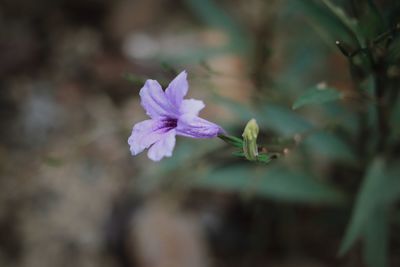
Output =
[{"x1": 161, "y1": 118, "x2": 177, "y2": 131}]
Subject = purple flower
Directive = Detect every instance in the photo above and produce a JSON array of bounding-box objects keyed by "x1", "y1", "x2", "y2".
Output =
[{"x1": 128, "y1": 70, "x2": 223, "y2": 161}]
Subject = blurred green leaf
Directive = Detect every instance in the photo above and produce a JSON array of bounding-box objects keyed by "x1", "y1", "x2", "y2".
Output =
[
  {"x1": 339, "y1": 159, "x2": 384, "y2": 255},
  {"x1": 213, "y1": 94, "x2": 255, "y2": 122},
  {"x1": 296, "y1": 0, "x2": 361, "y2": 47},
  {"x1": 381, "y1": 163, "x2": 400, "y2": 204},
  {"x1": 157, "y1": 139, "x2": 221, "y2": 173},
  {"x1": 321, "y1": 0, "x2": 359, "y2": 33},
  {"x1": 352, "y1": 0, "x2": 384, "y2": 40},
  {"x1": 159, "y1": 0, "x2": 253, "y2": 63},
  {"x1": 258, "y1": 104, "x2": 313, "y2": 136},
  {"x1": 195, "y1": 164, "x2": 345, "y2": 204},
  {"x1": 363, "y1": 208, "x2": 389, "y2": 267},
  {"x1": 303, "y1": 131, "x2": 357, "y2": 164},
  {"x1": 322, "y1": 102, "x2": 359, "y2": 136},
  {"x1": 184, "y1": 0, "x2": 251, "y2": 54},
  {"x1": 339, "y1": 158, "x2": 400, "y2": 256},
  {"x1": 292, "y1": 85, "x2": 343, "y2": 110},
  {"x1": 275, "y1": 39, "x2": 325, "y2": 92}
]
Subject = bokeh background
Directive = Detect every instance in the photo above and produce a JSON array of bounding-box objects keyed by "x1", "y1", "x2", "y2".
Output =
[{"x1": 1, "y1": 0, "x2": 399, "y2": 267}]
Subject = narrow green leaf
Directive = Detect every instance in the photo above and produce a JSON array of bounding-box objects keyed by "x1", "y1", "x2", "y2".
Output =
[
  {"x1": 351, "y1": 0, "x2": 384, "y2": 40},
  {"x1": 184, "y1": 0, "x2": 251, "y2": 54},
  {"x1": 256, "y1": 153, "x2": 277, "y2": 164},
  {"x1": 322, "y1": 102, "x2": 359, "y2": 136},
  {"x1": 303, "y1": 131, "x2": 357, "y2": 164},
  {"x1": 339, "y1": 158, "x2": 400, "y2": 256},
  {"x1": 381, "y1": 162, "x2": 400, "y2": 204},
  {"x1": 218, "y1": 134, "x2": 243, "y2": 148},
  {"x1": 296, "y1": 0, "x2": 361, "y2": 46},
  {"x1": 339, "y1": 158, "x2": 385, "y2": 255},
  {"x1": 363, "y1": 208, "x2": 389, "y2": 267},
  {"x1": 292, "y1": 86, "x2": 343, "y2": 110},
  {"x1": 255, "y1": 166, "x2": 344, "y2": 204},
  {"x1": 213, "y1": 94, "x2": 255, "y2": 122},
  {"x1": 231, "y1": 151, "x2": 277, "y2": 164},
  {"x1": 215, "y1": 92, "x2": 314, "y2": 139},
  {"x1": 321, "y1": 0, "x2": 359, "y2": 35},
  {"x1": 259, "y1": 104, "x2": 313, "y2": 136},
  {"x1": 195, "y1": 165, "x2": 345, "y2": 204}
]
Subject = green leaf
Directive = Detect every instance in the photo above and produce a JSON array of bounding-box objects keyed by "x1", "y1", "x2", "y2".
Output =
[
  {"x1": 351, "y1": 0, "x2": 384, "y2": 41},
  {"x1": 363, "y1": 208, "x2": 389, "y2": 267},
  {"x1": 259, "y1": 104, "x2": 313, "y2": 136},
  {"x1": 213, "y1": 94, "x2": 255, "y2": 122},
  {"x1": 256, "y1": 153, "x2": 277, "y2": 164},
  {"x1": 214, "y1": 95, "x2": 312, "y2": 136},
  {"x1": 320, "y1": 0, "x2": 359, "y2": 34},
  {"x1": 339, "y1": 158, "x2": 400, "y2": 256},
  {"x1": 158, "y1": 141, "x2": 213, "y2": 172},
  {"x1": 194, "y1": 164, "x2": 345, "y2": 204},
  {"x1": 184, "y1": 0, "x2": 251, "y2": 54},
  {"x1": 292, "y1": 86, "x2": 343, "y2": 110},
  {"x1": 339, "y1": 158, "x2": 384, "y2": 255},
  {"x1": 303, "y1": 131, "x2": 357, "y2": 164},
  {"x1": 296, "y1": 0, "x2": 361, "y2": 47},
  {"x1": 232, "y1": 151, "x2": 278, "y2": 164},
  {"x1": 322, "y1": 102, "x2": 359, "y2": 136},
  {"x1": 218, "y1": 135, "x2": 243, "y2": 148},
  {"x1": 381, "y1": 162, "x2": 400, "y2": 204}
]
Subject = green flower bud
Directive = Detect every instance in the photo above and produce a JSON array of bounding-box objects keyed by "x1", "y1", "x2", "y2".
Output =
[{"x1": 242, "y1": 119, "x2": 259, "y2": 161}]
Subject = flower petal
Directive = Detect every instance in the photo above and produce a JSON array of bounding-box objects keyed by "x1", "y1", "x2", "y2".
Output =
[
  {"x1": 139, "y1": 79, "x2": 177, "y2": 118},
  {"x1": 165, "y1": 70, "x2": 188, "y2": 108},
  {"x1": 180, "y1": 99, "x2": 205, "y2": 116},
  {"x1": 148, "y1": 129, "x2": 176, "y2": 161},
  {"x1": 177, "y1": 114, "x2": 222, "y2": 138},
  {"x1": 128, "y1": 120, "x2": 165, "y2": 155}
]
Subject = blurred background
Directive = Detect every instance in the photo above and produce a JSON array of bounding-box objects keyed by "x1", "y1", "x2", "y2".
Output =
[{"x1": 1, "y1": 0, "x2": 399, "y2": 267}]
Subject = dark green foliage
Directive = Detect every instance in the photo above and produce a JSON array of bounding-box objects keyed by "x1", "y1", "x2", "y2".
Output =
[
  {"x1": 351, "y1": 0, "x2": 385, "y2": 41},
  {"x1": 195, "y1": 164, "x2": 345, "y2": 204},
  {"x1": 296, "y1": 0, "x2": 361, "y2": 47}
]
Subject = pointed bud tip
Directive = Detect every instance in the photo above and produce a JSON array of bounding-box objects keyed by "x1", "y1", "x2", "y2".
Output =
[
  {"x1": 242, "y1": 119, "x2": 259, "y2": 139},
  {"x1": 242, "y1": 119, "x2": 259, "y2": 161}
]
